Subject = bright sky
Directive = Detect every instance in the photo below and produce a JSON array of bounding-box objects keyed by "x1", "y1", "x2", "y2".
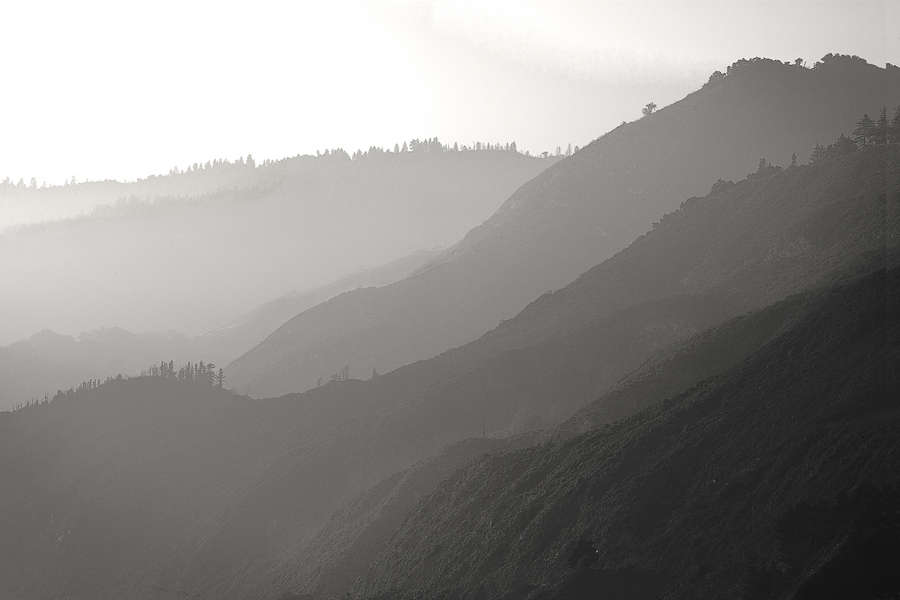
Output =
[{"x1": 0, "y1": 0, "x2": 895, "y2": 184}]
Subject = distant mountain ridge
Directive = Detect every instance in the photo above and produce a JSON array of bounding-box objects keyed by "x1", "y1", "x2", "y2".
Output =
[
  {"x1": 229, "y1": 55, "x2": 900, "y2": 398},
  {"x1": 196, "y1": 140, "x2": 897, "y2": 600},
  {"x1": 0, "y1": 57, "x2": 897, "y2": 600},
  {"x1": 1, "y1": 146, "x2": 554, "y2": 343},
  {"x1": 272, "y1": 263, "x2": 876, "y2": 599},
  {"x1": 251, "y1": 139, "x2": 898, "y2": 600},
  {"x1": 0, "y1": 248, "x2": 441, "y2": 412}
]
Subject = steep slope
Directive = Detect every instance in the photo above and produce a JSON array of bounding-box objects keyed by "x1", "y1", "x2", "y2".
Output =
[
  {"x1": 229, "y1": 56, "x2": 900, "y2": 397},
  {"x1": 189, "y1": 145, "x2": 898, "y2": 600},
  {"x1": 1, "y1": 139, "x2": 894, "y2": 600},
  {"x1": 270, "y1": 434, "x2": 543, "y2": 600},
  {"x1": 0, "y1": 148, "x2": 551, "y2": 343},
  {"x1": 193, "y1": 247, "x2": 443, "y2": 367},
  {"x1": 270, "y1": 287, "x2": 815, "y2": 599},
  {"x1": 356, "y1": 265, "x2": 900, "y2": 600}
]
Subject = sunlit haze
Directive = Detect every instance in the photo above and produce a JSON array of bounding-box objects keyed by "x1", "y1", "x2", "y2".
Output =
[{"x1": 2, "y1": 0, "x2": 895, "y2": 186}]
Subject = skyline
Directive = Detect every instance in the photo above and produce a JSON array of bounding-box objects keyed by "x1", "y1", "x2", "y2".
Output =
[{"x1": 1, "y1": 0, "x2": 896, "y2": 185}]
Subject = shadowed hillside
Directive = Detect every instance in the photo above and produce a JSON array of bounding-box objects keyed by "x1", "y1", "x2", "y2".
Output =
[
  {"x1": 0, "y1": 120, "x2": 895, "y2": 600},
  {"x1": 267, "y1": 287, "x2": 813, "y2": 599},
  {"x1": 186, "y1": 142, "x2": 898, "y2": 599},
  {"x1": 0, "y1": 372, "x2": 401, "y2": 600},
  {"x1": 229, "y1": 56, "x2": 900, "y2": 398},
  {"x1": 355, "y1": 264, "x2": 900, "y2": 600}
]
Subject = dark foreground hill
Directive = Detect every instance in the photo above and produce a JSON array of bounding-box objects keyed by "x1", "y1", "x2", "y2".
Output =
[
  {"x1": 198, "y1": 145, "x2": 898, "y2": 599},
  {"x1": 229, "y1": 56, "x2": 900, "y2": 397},
  {"x1": 268, "y1": 286, "x2": 815, "y2": 599},
  {"x1": 354, "y1": 264, "x2": 900, "y2": 600},
  {"x1": 0, "y1": 140, "x2": 895, "y2": 600},
  {"x1": 0, "y1": 375, "x2": 400, "y2": 600}
]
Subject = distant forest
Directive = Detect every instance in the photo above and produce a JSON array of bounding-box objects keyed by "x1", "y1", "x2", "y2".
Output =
[
  {"x1": 0, "y1": 137, "x2": 575, "y2": 192},
  {"x1": 7, "y1": 359, "x2": 224, "y2": 413}
]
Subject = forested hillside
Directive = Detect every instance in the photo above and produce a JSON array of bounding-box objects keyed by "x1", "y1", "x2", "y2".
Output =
[
  {"x1": 1, "y1": 62, "x2": 896, "y2": 600},
  {"x1": 192, "y1": 140, "x2": 897, "y2": 599},
  {"x1": 258, "y1": 139, "x2": 899, "y2": 600},
  {"x1": 229, "y1": 56, "x2": 900, "y2": 398},
  {"x1": 355, "y1": 265, "x2": 899, "y2": 600}
]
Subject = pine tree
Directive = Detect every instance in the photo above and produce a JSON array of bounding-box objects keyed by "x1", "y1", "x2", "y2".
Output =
[
  {"x1": 810, "y1": 143, "x2": 826, "y2": 163},
  {"x1": 833, "y1": 134, "x2": 857, "y2": 156},
  {"x1": 853, "y1": 113, "x2": 875, "y2": 146},
  {"x1": 890, "y1": 106, "x2": 900, "y2": 144},
  {"x1": 875, "y1": 107, "x2": 889, "y2": 145}
]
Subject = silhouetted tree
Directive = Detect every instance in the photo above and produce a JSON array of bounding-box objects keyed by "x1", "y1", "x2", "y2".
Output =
[
  {"x1": 706, "y1": 70, "x2": 725, "y2": 86},
  {"x1": 875, "y1": 107, "x2": 889, "y2": 145},
  {"x1": 810, "y1": 144, "x2": 827, "y2": 164},
  {"x1": 891, "y1": 106, "x2": 900, "y2": 144},
  {"x1": 853, "y1": 113, "x2": 875, "y2": 146}
]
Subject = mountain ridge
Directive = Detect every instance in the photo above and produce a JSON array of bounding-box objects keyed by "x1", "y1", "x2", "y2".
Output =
[
  {"x1": 229, "y1": 55, "x2": 900, "y2": 398},
  {"x1": 354, "y1": 264, "x2": 899, "y2": 600}
]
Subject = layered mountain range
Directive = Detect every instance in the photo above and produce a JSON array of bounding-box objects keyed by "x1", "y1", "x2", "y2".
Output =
[
  {"x1": 1, "y1": 56, "x2": 898, "y2": 600},
  {"x1": 229, "y1": 56, "x2": 900, "y2": 398}
]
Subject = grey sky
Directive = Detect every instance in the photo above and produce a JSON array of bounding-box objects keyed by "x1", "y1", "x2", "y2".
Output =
[{"x1": 1, "y1": 0, "x2": 895, "y2": 184}]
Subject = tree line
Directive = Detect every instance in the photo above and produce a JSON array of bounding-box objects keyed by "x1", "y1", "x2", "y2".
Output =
[
  {"x1": 141, "y1": 359, "x2": 225, "y2": 387},
  {"x1": 809, "y1": 106, "x2": 900, "y2": 164},
  {"x1": 6, "y1": 360, "x2": 225, "y2": 415}
]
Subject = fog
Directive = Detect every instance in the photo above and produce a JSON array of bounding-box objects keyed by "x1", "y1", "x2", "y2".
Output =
[
  {"x1": 0, "y1": 146, "x2": 553, "y2": 343},
  {"x1": 0, "y1": 2, "x2": 896, "y2": 600}
]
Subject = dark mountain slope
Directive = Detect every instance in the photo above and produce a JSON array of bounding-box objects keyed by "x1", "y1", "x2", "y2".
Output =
[
  {"x1": 270, "y1": 434, "x2": 544, "y2": 600},
  {"x1": 1, "y1": 139, "x2": 894, "y2": 600},
  {"x1": 194, "y1": 145, "x2": 898, "y2": 599},
  {"x1": 356, "y1": 264, "x2": 900, "y2": 600},
  {"x1": 473, "y1": 141, "x2": 900, "y2": 355},
  {"x1": 229, "y1": 56, "x2": 900, "y2": 397},
  {"x1": 0, "y1": 377, "x2": 407, "y2": 600},
  {"x1": 269, "y1": 289, "x2": 817, "y2": 600}
]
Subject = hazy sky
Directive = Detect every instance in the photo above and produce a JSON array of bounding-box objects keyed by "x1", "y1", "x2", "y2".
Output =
[{"x1": 1, "y1": 0, "x2": 895, "y2": 184}]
